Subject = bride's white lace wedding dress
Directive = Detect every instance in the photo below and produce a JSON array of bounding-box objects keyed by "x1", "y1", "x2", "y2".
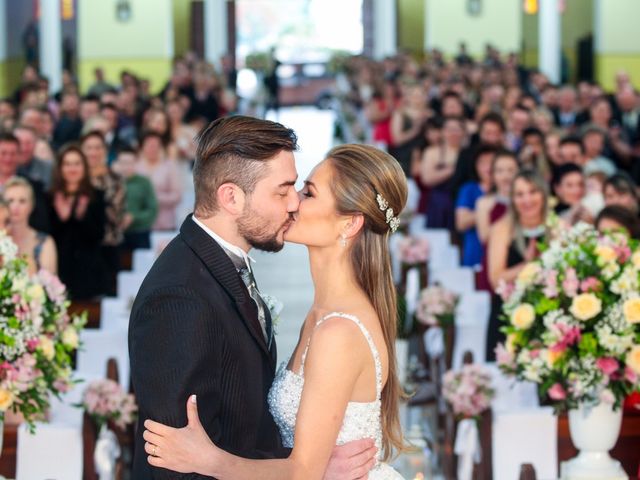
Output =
[{"x1": 268, "y1": 312, "x2": 404, "y2": 479}]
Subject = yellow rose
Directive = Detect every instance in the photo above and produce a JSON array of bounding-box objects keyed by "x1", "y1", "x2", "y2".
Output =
[
  {"x1": 61, "y1": 327, "x2": 79, "y2": 349},
  {"x1": 544, "y1": 349, "x2": 563, "y2": 368},
  {"x1": 0, "y1": 388, "x2": 13, "y2": 411},
  {"x1": 39, "y1": 335, "x2": 55, "y2": 360},
  {"x1": 596, "y1": 245, "x2": 617, "y2": 263},
  {"x1": 623, "y1": 298, "x2": 640, "y2": 324},
  {"x1": 26, "y1": 284, "x2": 45, "y2": 302},
  {"x1": 631, "y1": 251, "x2": 640, "y2": 269},
  {"x1": 626, "y1": 345, "x2": 640, "y2": 375},
  {"x1": 570, "y1": 293, "x2": 602, "y2": 321},
  {"x1": 511, "y1": 304, "x2": 536, "y2": 330},
  {"x1": 517, "y1": 263, "x2": 540, "y2": 286}
]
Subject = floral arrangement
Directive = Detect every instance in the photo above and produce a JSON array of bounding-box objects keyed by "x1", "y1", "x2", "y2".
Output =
[
  {"x1": 0, "y1": 231, "x2": 86, "y2": 429},
  {"x1": 443, "y1": 364, "x2": 495, "y2": 419},
  {"x1": 397, "y1": 235, "x2": 430, "y2": 265},
  {"x1": 81, "y1": 379, "x2": 137, "y2": 430},
  {"x1": 496, "y1": 222, "x2": 640, "y2": 411},
  {"x1": 415, "y1": 284, "x2": 459, "y2": 327}
]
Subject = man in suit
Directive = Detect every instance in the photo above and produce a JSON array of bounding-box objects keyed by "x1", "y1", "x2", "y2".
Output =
[{"x1": 129, "y1": 116, "x2": 376, "y2": 479}]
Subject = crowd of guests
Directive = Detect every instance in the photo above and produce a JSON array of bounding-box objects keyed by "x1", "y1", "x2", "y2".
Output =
[
  {"x1": 0, "y1": 54, "x2": 238, "y2": 300},
  {"x1": 335, "y1": 46, "x2": 640, "y2": 360}
]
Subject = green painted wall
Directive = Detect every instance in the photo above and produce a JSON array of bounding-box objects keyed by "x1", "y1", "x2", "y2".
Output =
[
  {"x1": 561, "y1": 0, "x2": 593, "y2": 82},
  {"x1": 596, "y1": 0, "x2": 640, "y2": 90},
  {"x1": 397, "y1": 0, "x2": 425, "y2": 56},
  {"x1": 0, "y1": 57, "x2": 26, "y2": 98},
  {"x1": 77, "y1": 0, "x2": 174, "y2": 93},
  {"x1": 173, "y1": 0, "x2": 192, "y2": 58},
  {"x1": 426, "y1": 0, "x2": 521, "y2": 56}
]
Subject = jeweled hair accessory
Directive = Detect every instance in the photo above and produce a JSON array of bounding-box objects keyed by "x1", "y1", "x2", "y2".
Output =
[{"x1": 376, "y1": 193, "x2": 400, "y2": 233}]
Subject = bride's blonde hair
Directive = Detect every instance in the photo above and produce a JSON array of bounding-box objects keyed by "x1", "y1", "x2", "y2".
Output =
[{"x1": 327, "y1": 144, "x2": 407, "y2": 460}]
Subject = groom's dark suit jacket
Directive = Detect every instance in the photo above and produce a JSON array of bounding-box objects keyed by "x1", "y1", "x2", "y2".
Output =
[{"x1": 129, "y1": 216, "x2": 288, "y2": 479}]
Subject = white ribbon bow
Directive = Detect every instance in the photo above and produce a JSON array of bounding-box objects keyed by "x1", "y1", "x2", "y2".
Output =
[
  {"x1": 94, "y1": 425, "x2": 121, "y2": 480},
  {"x1": 405, "y1": 267, "x2": 421, "y2": 316},
  {"x1": 423, "y1": 327, "x2": 445, "y2": 358},
  {"x1": 454, "y1": 418, "x2": 482, "y2": 480}
]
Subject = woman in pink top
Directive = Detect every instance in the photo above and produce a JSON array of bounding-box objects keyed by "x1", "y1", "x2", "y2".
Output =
[{"x1": 137, "y1": 131, "x2": 183, "y2": 231}]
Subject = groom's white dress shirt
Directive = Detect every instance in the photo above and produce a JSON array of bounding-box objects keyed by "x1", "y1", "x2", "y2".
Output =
[{"x1": 191, "y1": 215, "x2": 255, "y2": 272}]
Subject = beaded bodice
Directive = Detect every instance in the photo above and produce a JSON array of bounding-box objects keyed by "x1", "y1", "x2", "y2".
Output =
[{"x1": 267, "y1": 312, "x2": 383, "y2": 455}]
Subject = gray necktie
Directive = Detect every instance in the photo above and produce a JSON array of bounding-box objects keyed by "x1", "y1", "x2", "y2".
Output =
[{"x1": 237, "y1": 265, "x2": 273, "y2": 348}]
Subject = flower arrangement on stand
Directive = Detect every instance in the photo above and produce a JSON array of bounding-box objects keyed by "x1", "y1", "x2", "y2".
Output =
[
  {"x1": 81, "y1": 379, "x2": 137, "y2": 479},
  {"x1": 0, "y1": 230, "x2": 85, "y2": 431},
  {"x1": 415, "y1": 284, "x2": 459, "y2": 328},
  {"x1": 496, "y1": 222, "x2": 640, "y2": 478},
  {"x1": 442, "y1": 364, "x2": 494, "y2": 480}
]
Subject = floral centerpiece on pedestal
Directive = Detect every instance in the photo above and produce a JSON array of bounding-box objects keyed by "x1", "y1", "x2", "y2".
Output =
[
  {"x1": 397, "y1": 235, "x2": 430, "y2": 267},
  {"x1": 0, "y1": 231, "x2": 85, "y2": 430},
  {"x1": 496, "y1": 222, "x2": 640, "y2": 478},
  {"x1": 442, "y1": 364, "x2": 494, "y2": 480},
  {"x1": 81, "y1": 379, "x2": 137, "y2": 479},
  {"x1": 415, "y1": 284, "x2": 459, "y2": 328}
]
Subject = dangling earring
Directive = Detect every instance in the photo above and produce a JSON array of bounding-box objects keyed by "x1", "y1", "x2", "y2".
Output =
[{"x1": 340, "y1": 234, "x2": 347, "y2": 247}]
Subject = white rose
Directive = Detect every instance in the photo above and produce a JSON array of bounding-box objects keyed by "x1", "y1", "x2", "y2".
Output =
[
  {"x1": 39, "y1": 335, "x2": 55, "y2": 361},
  {"x1": 61, "y1": 327, "x2": 79, "y2": 349},
  {"x1": 26, "y1": 284, "x2": 45, "y2": 303}
]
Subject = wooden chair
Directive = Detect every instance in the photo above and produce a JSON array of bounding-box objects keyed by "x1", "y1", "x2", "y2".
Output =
[{"x1": 0, "y1": 423, "x2": 18, "y2": 478}]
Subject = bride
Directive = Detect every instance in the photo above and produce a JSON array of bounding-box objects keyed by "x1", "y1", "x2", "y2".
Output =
[{"x1": 142, "y1": 144, "x2": 408, "y2": 479}]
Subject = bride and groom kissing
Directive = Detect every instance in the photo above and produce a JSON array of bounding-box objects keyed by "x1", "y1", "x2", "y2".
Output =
[{"x1": 128, "y1": 115, "x2": 408, "y2": 479}]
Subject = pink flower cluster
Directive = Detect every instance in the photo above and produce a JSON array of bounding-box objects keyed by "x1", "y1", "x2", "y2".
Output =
[
  {"x1": 37, "y1": 269, "x2": 67, "y2": 306},
  {"x1": 83, "y1": 379, "x2": 137, "y2": 430},
  {"x1": 442, "y1": 364, "x2": 494, "y2": 418},
  {"x1": 397, "y1": 236, "x2": 430, "y2": 265},
  {"x1": 415, "y1": 285, "x2": 458, "y2": 326}
]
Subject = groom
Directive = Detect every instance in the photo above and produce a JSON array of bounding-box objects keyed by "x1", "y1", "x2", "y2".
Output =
[{"x1": 129, "y1": 116, "x2": 376, "y2": 479}]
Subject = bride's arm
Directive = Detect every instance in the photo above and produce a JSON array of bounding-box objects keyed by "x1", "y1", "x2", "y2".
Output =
[{"x1": 145, "y1": 318, "x2": 370, "y2": 480}]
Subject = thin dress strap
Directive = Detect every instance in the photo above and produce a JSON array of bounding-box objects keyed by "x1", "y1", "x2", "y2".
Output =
[{"x1": 299, "y1": 312, "x2": 383, "y2": 401}]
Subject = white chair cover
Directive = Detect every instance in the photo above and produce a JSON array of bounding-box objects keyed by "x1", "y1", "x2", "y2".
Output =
[
  {"x1": 48, "y1": 373, "x2": 102, "y2": 428},
  {"x1": 116, "y1": 271, "x2": 146, "y2": 301},
  {"x1": 485, "y1": 363, "x2": 558, "y2": 480},
  {"x1": 100, "y1": 297, "x2": 130, "y2": 331},
  {"x1": 151, "y1": 231, "x2": 178, "y2": 253},
  {"x1": 132, "y1": 248, "x2": 156, "y2": 273},
  {"x1": 452, "y1": 291, "x2": 491, "y2": 368},
  {"x1": 77, "y1": 329, "x2": 130, "y2": 390},
  {"x1": 16, "y1": 422, "x2": 83, "y2": 480},
  {"x1": 429, "y1": 267, "x2": 475, "y2": 295}
]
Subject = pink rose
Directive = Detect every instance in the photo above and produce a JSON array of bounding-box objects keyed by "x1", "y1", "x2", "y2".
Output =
[
  {"x1": 562, "y1": 268, "x2": 579, "y2": 297},
  {"x1": 625, "y1": 366, "x2": 639, "y2": 384},
  {"x1": 543, "y1": 269, "x2": 558, "y2": 297},
  {"x1": 596, "y1": 357, "x2": 619, "y2": 377},
  {"x1": 580, "y1": 277, "x2": 601, "y2": 293},
  {"x1": 615, "y1": 245, "x2": 631, "y2": 263},
  {"x1": 548, "y1": 383, "x2": 567, "y2": 400},
  {"x1": 495, "y1": 344, "x2": 514, "y2": 367}
]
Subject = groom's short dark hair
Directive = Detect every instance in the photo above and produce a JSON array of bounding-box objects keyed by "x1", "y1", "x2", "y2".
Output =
[{"x1": 193, "y1": 115, "x2": 298, "y2": 216}]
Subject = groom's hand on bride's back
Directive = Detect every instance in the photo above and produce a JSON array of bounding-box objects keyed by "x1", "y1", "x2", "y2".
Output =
[{"x1": 323, "y1": 438, "x2": 376, "y2": 480}]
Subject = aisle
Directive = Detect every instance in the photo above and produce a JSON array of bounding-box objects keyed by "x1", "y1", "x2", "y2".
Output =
[{"x1": 253, "y1": 107, "x2": 336, "y2": 360}]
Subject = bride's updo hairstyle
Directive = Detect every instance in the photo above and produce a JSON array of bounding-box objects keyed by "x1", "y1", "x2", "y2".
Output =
[{"x1": 326, "y1": 144, "x2": 407, "y2": 459}]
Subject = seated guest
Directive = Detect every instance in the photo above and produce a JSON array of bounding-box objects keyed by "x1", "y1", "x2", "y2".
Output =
[
  {"x1": 52, "y1": 92, "x2": 83, "y2": 149},
  {"x1": 13, "y1": 125, "x2": 53, "y2": 189},
  {"x1": 4, "y1": 177, "x2": 57, "y2": 274},
  {"x1": 114, "y1": 147, "x2": 158, "y2": 250},
  {"x1": 476, "y1": 150, "x2": 520, "y2": 244},
  {"x1": 552, "y1": 163, "x2": 586, "y2": 215},
  {"x1": 136, "y1": 131, "x2": 183, "y2": 231},
  {"x1": 455, "y1": 144, "x2": 494, "y2": 267},
  {"x1": 49, "y1": 145, "x2": 108, "y2": 300},
  {"x1": 603, "y1": 173, "x2": 639, "y2": 215},
  {"x1": 596, "y1": 205, "x2": 640, "y2": 238},
  {"x1": 581, "y1": 125, "x2": 617, "y2": 177},
  {"x1": 421, "y1": 116, "x2": 466, "y2": 230},
  {"x1": 0, "y1": 132, "x2": 49, "y2": 233},
  {"x1": 520, "y1": 127, "x2": 551, "y2": 182},
  {"x1": 486, "y1": 170, "x2": 549, "y2": 360}
]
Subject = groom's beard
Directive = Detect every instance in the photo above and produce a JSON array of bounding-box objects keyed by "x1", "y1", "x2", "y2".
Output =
[{"x1": 237, "y1": 208, "x2": 293, "y2": 253}]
